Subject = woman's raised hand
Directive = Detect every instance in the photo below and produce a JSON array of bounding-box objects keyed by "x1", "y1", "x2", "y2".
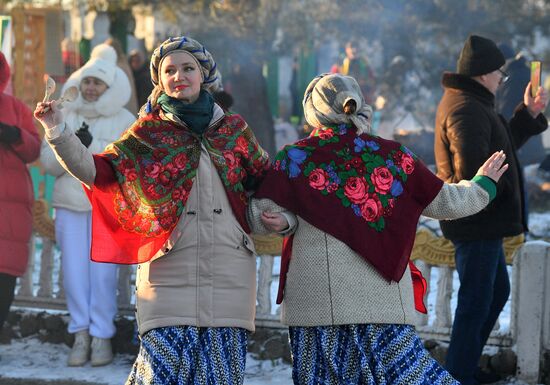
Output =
[
  {"x1": 34, "y1": 100, "x2": 64, "y2": 132},
  {"x1": 476, "y1": 150, "x2": 508, "y2": 182}
]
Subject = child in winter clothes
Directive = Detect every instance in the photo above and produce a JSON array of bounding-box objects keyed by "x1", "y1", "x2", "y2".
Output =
[
  {"x1": 40, "y1": 44, "x2": 134, "y2": 367},
  {"x1": 0, "y1": 52, "x2": 41, "y2": 334}
]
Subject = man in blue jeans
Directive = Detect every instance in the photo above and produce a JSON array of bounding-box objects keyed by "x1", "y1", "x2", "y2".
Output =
[{"x1": 434, "y1": 35, "x2": 549, "y2": 385}]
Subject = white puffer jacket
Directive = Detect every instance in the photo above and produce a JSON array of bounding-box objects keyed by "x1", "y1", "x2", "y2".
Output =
[{"x1": 40, "y1": 60, "x2": 135, "y2": 212}]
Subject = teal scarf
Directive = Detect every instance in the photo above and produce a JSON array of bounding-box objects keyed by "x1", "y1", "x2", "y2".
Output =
[{"x1": 157, "y1": 90, "x2": 215, "y2": 136}]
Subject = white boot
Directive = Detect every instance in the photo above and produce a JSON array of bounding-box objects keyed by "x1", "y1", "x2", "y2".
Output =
[
  {"x1": 91, "y1": 336, "x2": 113, "y2": 367},
  {"x1": 67, "y1": 330, "x2": 90, "y2": 366}
]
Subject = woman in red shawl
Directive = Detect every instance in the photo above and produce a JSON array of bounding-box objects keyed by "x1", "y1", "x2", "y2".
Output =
[
  {"x1": 35, "y1": 36, "x2": 270, "y2": 384},
  {"x1": 248, "y1": 73, "x2": 508, "y2": 385}
]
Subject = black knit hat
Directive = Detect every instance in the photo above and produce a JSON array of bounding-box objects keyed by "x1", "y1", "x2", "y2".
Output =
[{"x1": 456, "y1": 35, "x2": 505, "y2": 76}]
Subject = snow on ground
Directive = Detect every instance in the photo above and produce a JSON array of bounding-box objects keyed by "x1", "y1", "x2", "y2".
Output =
[
  {"x1": 0, "y1": 338, "x2": 293, "y2": 384},
  {"x1": 528, "y1": 212, "x2": 550, "y2": 238},
  {"x1": 0, "y1": 337, "x2": 539, "y2": 384}
]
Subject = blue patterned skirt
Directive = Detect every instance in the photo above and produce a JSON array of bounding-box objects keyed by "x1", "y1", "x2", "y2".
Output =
[
  {"x1": 125, "y1": 326, "x2": 247, "y2": 385},
  {"x1": 289, "y1": 324, "x2": 459, "y2": 385}
]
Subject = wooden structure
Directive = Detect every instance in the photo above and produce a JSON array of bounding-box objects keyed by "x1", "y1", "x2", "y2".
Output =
[
  {"x1": 11, "y1": 7, "x2": 45, "y2": 107},
  {"x1": 10, "y1": 5, "x2": 64, "y2": 109}
]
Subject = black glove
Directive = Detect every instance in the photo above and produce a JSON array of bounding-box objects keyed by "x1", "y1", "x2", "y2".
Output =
[
  {"x1": 0, "y1": 122, "x2": 21, "y2": 144},
  {"x1": 75, "y1": 121, "x2": 93, "y2": 148}
]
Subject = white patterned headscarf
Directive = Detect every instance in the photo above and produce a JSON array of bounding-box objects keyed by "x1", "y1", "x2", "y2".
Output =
[
  {"x1": 303, "y1": 73, "x2": 373, "y2": 135},
  {"x1": 141, "y1": 35, "x2": 222, "y2": 116}
]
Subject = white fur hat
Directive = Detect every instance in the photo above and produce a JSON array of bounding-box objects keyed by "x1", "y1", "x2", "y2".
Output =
[
  {"x1": 80, "y1": 44, "x2": 118, "y2": 86},
  {"x1": 61, "y1": 43, "x2": 131, "y2": 117}
]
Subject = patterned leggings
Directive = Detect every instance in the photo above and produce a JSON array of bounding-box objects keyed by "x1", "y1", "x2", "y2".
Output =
[
  {"x1": 125, "y1": 326, "x2": 247, "y2": 385},
  {"x1": 289, "y1": 324, "x2": 459, "y2": 385}
]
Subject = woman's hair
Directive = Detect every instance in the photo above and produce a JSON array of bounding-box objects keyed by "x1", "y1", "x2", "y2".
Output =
[
  {"x1": 343, "y1": 100, "x2": 357, "y2": 115},
  {"x1": 140, "y1": 36, "x2": 222, "y2": 116}
]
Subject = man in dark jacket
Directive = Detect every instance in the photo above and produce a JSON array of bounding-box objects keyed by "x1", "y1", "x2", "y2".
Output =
[{"x1": 434, "y1": 35, "x2": 548, "y2": 385}]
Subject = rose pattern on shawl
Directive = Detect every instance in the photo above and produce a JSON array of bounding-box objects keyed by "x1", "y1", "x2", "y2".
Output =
[
  {"x1": 108, "y1": 119, "x2": 199, "y2": 237},
  {"x1": 223, "y1": 151, "x2": 240, "y2": 169},
  {"x1": 360, "y1": 194, "x2": 383, "y2": 222},
  {"x1": 172, "y1": 180, "x2": 193, "y2": 202},
  {"x1": 308, "y1": 168, "x2": 330, "y2": 190},
  {"x1": 401, "y1": 153, "x2": 415, "y2": 174},
  {"x1": 370, "y1": 166, "x2": 393, "y2": 194},
  {"x1": 105, "y1": 113, "x2": 269, "y2": 237},
  {"x1": 273, "y1": 124, "x2": 417, "y2": 232},
  {"x1": 343, "y1": 176, "x2": 368, "y2": 204},
  {"x1": 145, "y1": 162, "x2": 163, "y2": 179},
  {"x1": 234, "y1": 136, "x2": 250, "y2": 156},
  {"x1": 317, "y1": 129, "x2": 334, "y2": 140},
  {"x1": 392, "y1": 147, "x2": 415, "y2": 175},
  {"x1": 173, "y1": 153, "x2": 189, "y2": 169},
  {"x1": 206, "y1": 114, "x2": 270, "y2": 192},
  {"x1": 120, "y1": 159, "x2": 138, "y2": 181}
]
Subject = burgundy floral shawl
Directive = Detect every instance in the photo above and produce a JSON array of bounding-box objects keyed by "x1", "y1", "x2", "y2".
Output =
[{"x1": 255, "y1": 124, "x2": 443, "y2": 286}]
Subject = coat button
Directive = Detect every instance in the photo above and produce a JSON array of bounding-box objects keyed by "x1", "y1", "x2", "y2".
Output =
[{"x1": 214, "y1": 208, "x2": 222, "y2": 214}]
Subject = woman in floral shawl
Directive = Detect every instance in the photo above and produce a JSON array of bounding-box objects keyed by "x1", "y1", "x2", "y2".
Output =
[
  {"x1": 248, "y1": 73, "x2": 508, "y2": 385},
  {"x1": 35, "y1": 36, "x2": 270, "y2": 385}
]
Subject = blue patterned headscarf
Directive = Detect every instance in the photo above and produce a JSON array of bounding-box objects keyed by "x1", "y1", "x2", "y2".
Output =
[{"x1": 141, "y1": 36, "x2": 222, "y2": 115}]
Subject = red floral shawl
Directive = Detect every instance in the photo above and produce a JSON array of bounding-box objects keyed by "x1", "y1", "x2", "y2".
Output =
[
  {"x1": 254, "y1": 124, "x2": 443, "y2": 302},
  {"x1": 85, "y1": 111, "x2": 270, "y2": 264}
]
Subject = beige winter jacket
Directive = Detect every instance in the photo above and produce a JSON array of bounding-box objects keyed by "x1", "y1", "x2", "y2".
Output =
[
  {"x1": 248, "y1": 180, "x2": 491, "y2": 327},
  {"x1": 134, "y1": 140, "x2": 257, "y2": 335},
  {"x1": 45, "y1": 104, "x2": 258, "y2": 335}
]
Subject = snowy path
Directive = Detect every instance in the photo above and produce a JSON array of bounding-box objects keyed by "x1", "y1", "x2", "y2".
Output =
[
  {"x1": 0, "y1": 337, "x2": 539, "y2": 384},
  {"x1": 0, "y1": 338, "x2": 292, "y2": 384}
]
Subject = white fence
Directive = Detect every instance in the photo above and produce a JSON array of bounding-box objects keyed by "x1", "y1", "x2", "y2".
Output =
[{"x1": 13, "y1": 225, "x2": 550, "y2": 384}]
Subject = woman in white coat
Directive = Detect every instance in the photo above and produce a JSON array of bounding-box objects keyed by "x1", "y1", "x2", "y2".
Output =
[{"x1": 40, "y1": 44, "x2": 135, "y2": 367}]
